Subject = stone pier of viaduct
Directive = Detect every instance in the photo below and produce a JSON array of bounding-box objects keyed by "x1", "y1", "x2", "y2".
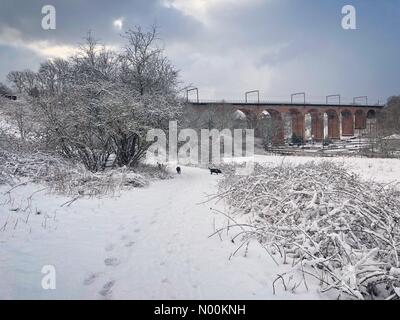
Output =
[{"x1": 191, "y1": 102, "x2": 384, "y2": 144}]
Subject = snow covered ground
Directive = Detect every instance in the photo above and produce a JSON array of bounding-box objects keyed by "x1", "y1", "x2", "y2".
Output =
[
  {"x1": 1, "y1": 155, "x2": 400, "y2": 300},
  {"x1": 252, "y1": 155, "x2": 400, "y2": 184}
]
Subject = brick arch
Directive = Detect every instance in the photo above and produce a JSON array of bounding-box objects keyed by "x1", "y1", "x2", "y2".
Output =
[
  {"x1": 233, "y1": 109, "x2": 247, "y2": 120},
  {"x1": 367, "y1": 109, "x2": 377, "y2": 119},
  {"x1": 355, "y1": 109, "x2": 367, "y2": 129},
  {"x1": 265, "y1": 109, "x2": 284, "y2": 144},
  {"x1": 305, "y1": 109, "x2": 324, "y2": 142},
  {"x1": 289, "y1": 109, "x2": 305, "y2": 140},
  {"x1": 238, "y1": 108, "x2": 284, "y2": 144},
  {"x1": 238, "y1": 109, "x2": 261, "y2": 130},
  {"x1": 260, "y1": 110, "x2": 270, "y2": 118},
  {"x1": 326, "y1": 109, "x2": 340, "y2": 140},
  {"x1": 341, "y1": 109, "x2": 354, "y2": 136}
]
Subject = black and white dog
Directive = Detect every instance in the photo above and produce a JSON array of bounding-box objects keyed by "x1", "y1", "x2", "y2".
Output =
[{"x1": 209, "y1": 168, "x2": 222, "y2": 175}]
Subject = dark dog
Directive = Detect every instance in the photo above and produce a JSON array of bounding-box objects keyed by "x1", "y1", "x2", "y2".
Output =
[
  {"x1": 176, "y1": 167, "x2": 182, "y2": 174},
  {"x1": 209, "y1": 168, "x2": 222, "y2": 175}
]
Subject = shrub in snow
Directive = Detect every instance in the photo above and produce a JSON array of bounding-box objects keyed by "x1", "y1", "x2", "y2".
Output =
[
  {"x1": 0, "y1": 95, "x2": 36, "y2": 142},
  {"x1": 215, "y1": 161, "x2": 400, "y2": 300},
  {"x1": 0, "y1": 150, "x2": 159, "y2": 196},
  {"x1": 133, "y1": 163, "x2": 172, "y2": 181}
]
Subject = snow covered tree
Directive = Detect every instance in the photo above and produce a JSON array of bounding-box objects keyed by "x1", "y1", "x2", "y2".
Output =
[
  {"x1": 7, "y1": 70, "x2": 39, "y2": 96},
  {"x1": 6, "y1": 27, "x2": 184, "y2": 171},
  {"x1": 0, "y1": 82, "x2": 11, "y2": 96},
  {"x1": 380, "y1": 96, "x2": 400, "y2": 135},
  {"x1": 120, "y1": 25, "x2": 179, "y2": 97}
]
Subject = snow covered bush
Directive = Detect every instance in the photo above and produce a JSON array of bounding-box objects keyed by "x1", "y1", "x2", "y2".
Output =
[
  {"x1": 0, "y1": 95, "x2": 36, "y2": 141},
  {"x1": 0, "y1": 82, "x2": 11, "y2": 96},
  {"x1": 133, "y1": 163, "x2": 172, "y2": 181},
  {"x1": 0, "y1": 149, "x2": 164, "y2": 196},
  {"x1": 215, "y1": 161, "x2": 400, "y2": 300}
]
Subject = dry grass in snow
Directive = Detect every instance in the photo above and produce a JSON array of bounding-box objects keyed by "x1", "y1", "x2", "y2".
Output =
[
  {"x1": 0, "y1": 149, "x2": 172, "y2": 197},
  {"x1": 213, "y1": 161, "x2": 400, "y2": 300}
]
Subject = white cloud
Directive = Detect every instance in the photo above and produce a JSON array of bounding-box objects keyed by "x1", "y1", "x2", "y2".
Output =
[
  {"x1": 26, "y1": 42, "x2": 77, "y2": 59},
  {"x1": 161, "y1": 0, "x2": 264, "y2": 26},
  {"x1": 0, "y1": 26, "x2": 120, "y2": 61},
  {"x1": 165, "y1": 41, "x2": 284, "y2": 100},
  {"x1": 0, "y1": 26, "x2": 78, "y2": 59},
  {"x1": 113, "y1": 17, "x2": 124, "y2": 31}
]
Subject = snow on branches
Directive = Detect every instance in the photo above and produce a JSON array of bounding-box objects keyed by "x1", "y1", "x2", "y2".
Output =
[
  {"x1": 0, "y1": 149, "x2": 158, "y2": 197},
  {"x1": 5, "y1": 27, "x2": 184, "y2": 172},
  {"x1": 215, "y1": 161, "x2": 400, "y2": 300}
]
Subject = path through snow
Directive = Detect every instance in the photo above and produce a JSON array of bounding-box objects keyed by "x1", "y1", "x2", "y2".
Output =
[{"x1": 0, "y1": 166, "x2": 323, "y2": 299}]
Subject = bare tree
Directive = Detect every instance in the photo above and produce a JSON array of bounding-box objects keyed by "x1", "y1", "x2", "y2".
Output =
[
  {"x1": 120, "y1": 25, "x2": 179, "y2": 97},
  {"x1": 7, "y1": 70, "x2": 39, "y2": 96},
  {"x1": 5, "y1": 28, "x2": 183, "y2": 171},
  {"x1": 380, "y1": 96, "x2": 400, "y2": 135}
]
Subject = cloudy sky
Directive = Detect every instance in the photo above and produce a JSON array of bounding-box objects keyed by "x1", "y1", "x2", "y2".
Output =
[{"x1": 0, "y1": 0, "x2": 399, "y2": 103}]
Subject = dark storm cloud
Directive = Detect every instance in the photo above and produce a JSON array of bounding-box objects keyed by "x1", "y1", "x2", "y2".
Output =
[
  {"x1": 0, "y1": 0, "x2": 399, "y2": 101},
  {"x1": 0, "y1": 0, "x2": 201, "y2": 43},
  {"x1": 0, "y1": 0, "x2": 202, "y2": 82}
]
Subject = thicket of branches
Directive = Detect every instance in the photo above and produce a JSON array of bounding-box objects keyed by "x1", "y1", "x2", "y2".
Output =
[
  {"x1": 4, "y1": 26, "x2": 184, "y2": 171},
  {"x1": 214, "y1": 162, "x2": 400, "y2": 300},
  {"x1": 0, "y1": 147, "x2": 176, "y2": 199},
  {"x1": 0, "y1": 82, "x2": 11, "y2": 96},
  {"x1": 380, "y1": 96, "x2": 400, "y2": 136}
]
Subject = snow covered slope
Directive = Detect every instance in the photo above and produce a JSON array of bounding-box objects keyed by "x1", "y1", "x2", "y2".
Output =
[
  {"x1": 0, "y1": 166, "x2": 323, "y2": 300},
  {"x1": 1, "y1": 156, "x2": 399, "y2": 300}
]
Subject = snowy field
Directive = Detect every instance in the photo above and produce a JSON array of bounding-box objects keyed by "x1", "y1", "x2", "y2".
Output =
[
  {"x1": 1, "y1": 155, "x2": 400, "y2": 300},
  {"x1": 252, "y1": 155, "x2": 400, "y2": 184}
]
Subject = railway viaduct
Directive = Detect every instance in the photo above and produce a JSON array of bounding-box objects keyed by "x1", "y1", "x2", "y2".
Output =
[{"x1": 190, "y1": 101, "x2": 384, "y2": 144}]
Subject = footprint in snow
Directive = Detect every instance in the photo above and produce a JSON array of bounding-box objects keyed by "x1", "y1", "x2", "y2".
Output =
[
  {"x1": 105, "y1": 244, "x2": 114, "y2": 252},
  {"x1": 104, "y1": 257, "x2": 120, "y2": 266},
  {"x1": 134, "y1": 228, "x2": 140, "y2": 233},
  {"x1": 125, "y1": 241, "x2": 135, "y2": 247},
  {"x1": 83, "y1": 273, "x2": 100, "y2": 286},
  {"x1": 153, "y1": 210, "x2": 161, "y2": 217},
  {"x1": 99, "y1": 280, "x2": 115, "y2": 297}
]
